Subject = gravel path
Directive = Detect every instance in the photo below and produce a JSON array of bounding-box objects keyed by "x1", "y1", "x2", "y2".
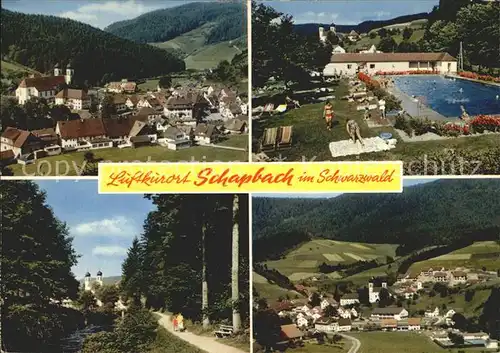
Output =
[{"x1": 156, "y1": 312, "x2": 246, "y2": 353}]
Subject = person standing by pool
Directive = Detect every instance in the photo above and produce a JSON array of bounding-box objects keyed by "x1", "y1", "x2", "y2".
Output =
[
  {"x1": 460, "y1": 105, "x2": 470, "y2": 121},
  {"x1": 346, "y1": 119, "x2": 364, "y2": 146},
  {"x1": 323, "y1": 100, "x2": 334, "y2": 130},
  {"x1": 379, "y1": 98, "x2": 386, "y2": 118}
]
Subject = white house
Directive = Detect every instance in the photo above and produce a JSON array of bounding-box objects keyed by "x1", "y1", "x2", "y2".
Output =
[
  {"x1": 451, "y1": 271, "x2": 467, "y2": 284},
  {"x1": 164, "y1": 96, "x2": 193, "y2": 120},
  {"x1": 332, "y1": 45, "x2": 346, "y2": 54},
  {"x1": 55, "y1": 88, "x2": 90, "y2": 110},
  {"x1": 157, "y1": 127, "x2": 191, "y2": 150},
  {"x1": 340, "y1": 293, "x2": 359, "y2": 306},
  {"x1": 323, "y1": 52, "x2": 458, "y2": 76},
  {"x1": 297, "y1": 316, "x2": 309, "y2": 328},
  {"x1": 56, "y1": 118, "x2": 109, "y2": 150},
  {"x1": 320, "y1": 298, "x2": 337, "y2": 310},
  {"x1": 337, "y1": 318, "x2": 352, "y2": 332},
  {"x1": 347, "y1": 30, "x2": 360, "y2": 42},
  {"x1": 360, "y1": 44, "x2": 382, "y2": 54},
  {"x1": 425, "y1": 307, "x2": 440, "y2": 318},
  {"x1": 0, "y1": 127, "x2": 43, "y2": 158},
  {"x1": 371, "y1": 307, "x2": 409, "y2": 321},
  {"x1": 315, "y1": 318, "x2": 338, "y2": 332},
  {"x1": 445, "y1": 309, "x2": 456, "y2": 318},
  {"x1": 194, "y1": 123, "x2": 219, "y2": 145},
  {"x1": 407, "y1": 318, "x2": 422, "y2": 331}
]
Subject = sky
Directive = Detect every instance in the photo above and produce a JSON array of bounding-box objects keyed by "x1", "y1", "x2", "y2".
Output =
[
  {"x1": 254, "y1": 178, "x2": 437, "y2": 198},
  {"x1": 266, "y1": 0, "x2": 439, "y2": 25},
  {"x1": 1, "y1": 0, "x2": 201, "y2": 29},
  {"x1": 35, "y1": 180, "x2": 155, "y2": 279}
]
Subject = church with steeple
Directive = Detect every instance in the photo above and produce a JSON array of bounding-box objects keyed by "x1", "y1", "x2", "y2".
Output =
[
  {"x1": 15, "y1": 62, "x2": 74, "y2": 105},
  {"x1": 84, "y1": 270, "x2": 103, "y2": 292}
]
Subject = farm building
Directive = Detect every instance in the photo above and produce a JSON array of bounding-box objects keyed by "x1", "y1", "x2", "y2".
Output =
[{"x1": 323, "y1": 52, "x2": 457, "y2": 76}]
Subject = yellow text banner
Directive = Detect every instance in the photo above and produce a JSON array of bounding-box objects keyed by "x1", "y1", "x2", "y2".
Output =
[{"x1": 98, "y1": 162, "x2": 403, "y2": 193}]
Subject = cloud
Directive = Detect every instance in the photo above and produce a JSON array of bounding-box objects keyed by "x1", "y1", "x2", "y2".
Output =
[
  {"x1": 294, "y1": 11, "x2": 339, "y2": 24},
  {"x1": 58, "y1": 0, "x2": 161, "y2": 28},
  {"x1": 92, "y1": 246, "x2": 128, "y2": 257},
  {"x1": 72, "y1": 216, "x2": 134, "y2": 237},
  {"x1": 374, "y1": 11, "x2": 391, "y2": 19}
]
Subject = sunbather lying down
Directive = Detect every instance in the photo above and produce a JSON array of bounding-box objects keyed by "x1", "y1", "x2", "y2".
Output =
[{"x1": 346, "y1": 119, "x2": 364, "y2": 145}]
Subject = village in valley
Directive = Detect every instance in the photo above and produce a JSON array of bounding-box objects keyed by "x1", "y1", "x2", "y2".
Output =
[
  {"x1": 252, "y1": 179, "x2": 500, "y2": 353},
  {"x1": 0, "y1": 1, "x2": 249, "y2": 176},
  {"x1": 251, "y1": 0, "x2": 499, "y2": 174}
]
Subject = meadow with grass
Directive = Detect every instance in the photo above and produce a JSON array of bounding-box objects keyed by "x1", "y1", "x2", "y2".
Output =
[{"x1": 264, "y1": 239, "x2": 398, "y2": 281}]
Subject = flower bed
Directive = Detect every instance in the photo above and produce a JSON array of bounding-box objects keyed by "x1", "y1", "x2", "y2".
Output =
[
  {"x1": 375, "y1": 70, "x2": 437, "y2": 76},
  {"x1": 458, "y1": 71, "x2": 500, "y2": 83},
  {"x1": 395, "y1": 115, "x2": 500, "y2": 138},
  {"x1": 470, "y1": 115, "x2": 500, "y2": 133}
]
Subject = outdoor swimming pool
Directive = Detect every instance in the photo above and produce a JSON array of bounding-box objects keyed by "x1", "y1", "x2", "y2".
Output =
[{"x1": 393, "y1": 75, "x2": 500, "y2": 118}]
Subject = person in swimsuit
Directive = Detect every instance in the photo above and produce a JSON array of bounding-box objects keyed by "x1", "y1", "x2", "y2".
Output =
[
  {"x1": 346, "y1": 119, "x2": 364, "y2": 145},
  {"x1": 323, "y1": 100, "x2": 334, "y2": 130}
]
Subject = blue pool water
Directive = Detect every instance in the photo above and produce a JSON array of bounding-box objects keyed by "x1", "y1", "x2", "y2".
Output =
[{"x1": 393, "y1": 75, "x2": 500, "y2": 117}]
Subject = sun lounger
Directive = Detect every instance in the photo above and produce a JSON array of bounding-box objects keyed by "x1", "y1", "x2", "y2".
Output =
[
  {"x1": 277, "y1": 126, "x2": 293, "y2": 150},
  {"x1": 261, "y1": 127, "x2": 278, "y2": 152}
]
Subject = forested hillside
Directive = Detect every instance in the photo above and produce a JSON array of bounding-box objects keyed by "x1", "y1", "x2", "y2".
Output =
[
  {"x1": 105, "y1": 2, "x2": 245, "y2": 44},
  {"x1": 293, "y1": 12, "x2": 429, "y2": 35},
  {"x1": 253, "y1": 180, "x2": 500, "y2": 251},
  {"x1": 0, "y1": 9, "x2": 185, "y2": 85}
]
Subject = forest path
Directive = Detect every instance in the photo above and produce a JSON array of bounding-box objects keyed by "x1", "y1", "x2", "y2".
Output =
[{"x1": 156, "y1": 312, "x2": 246, "y2": 353}]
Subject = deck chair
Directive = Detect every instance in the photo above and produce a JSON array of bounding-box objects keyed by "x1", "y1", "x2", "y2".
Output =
[
  {"x1": 277, "y1": 126, "x2": 293, "y2": 150},
  {"x1": 260, "y1": 103, "x2": 275, "y2": 118},
  {"x1": 260, "y1": 127, "x2": 278, "y2": 152}
]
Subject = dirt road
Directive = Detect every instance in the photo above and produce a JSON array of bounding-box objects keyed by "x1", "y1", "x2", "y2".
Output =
[
  {"x1": 156, "y1": 312, "x2": 246, "y2": 353},
  {"x1": 340, "y1": 333, "x2": 361, "y2": 353}
]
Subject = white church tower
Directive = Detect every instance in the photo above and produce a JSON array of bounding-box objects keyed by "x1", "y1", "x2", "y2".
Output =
[
  {"x1": 96, "y1": 271, "x2": 103, "y2": 286},
  {"x1": 84, "y1": 271, "x2": 92, "y2": 291},
  {"x1": 54, "y1": 63, "x2": 61, "y2": 77},
  {"x1": 65, "y1": 63, "x2": 74, "y2": 85}
]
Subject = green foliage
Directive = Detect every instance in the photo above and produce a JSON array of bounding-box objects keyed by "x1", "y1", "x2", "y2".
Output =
[
  {"x1": 123, "y1": 195, "x2": 250, "y2": 324},
  {"x1": 378, "y1": 36, "x2": 397, "y2": 52},
  {"x1": 81, "y1": 331, "x2": 121, "y2": 353},
  {"x1": 402, "y1": 27, "x2": 414, "y2": 40},
  {"x1": 253, "y1": 309, "x2": 282, "y2": 351},
  {"x1": 1, "y1": 9, "x2": 185, "y2": 86},
  {"x1": 422, "y1": 2, "x2": 498, "y2": 69},
  {"x1": 210, "y1": 60, "x2": 238, "y2": 83},
  {"x1": 78, "y1": 290, "x2": 98, "y2": 315},
  {"x1": 96, "y1": 285, "x2": 120, "y2": 312},
  {"x1": 105, "y1": 2, "x2": 244, "y2": 44},
  {"x1": 158, "y1": 75, "x2": 172, "y2": 89},
  {"x1": 149, "y1": 326, "x2": 205, "y2": 353},
  {"x1": 252, "y1": 2, "x2": 332, "y2": 88}
]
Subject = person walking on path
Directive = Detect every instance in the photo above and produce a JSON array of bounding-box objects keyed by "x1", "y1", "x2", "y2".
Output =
[
  {"x1": 173, "y1": 314, "x2": 178, "y2": 332},
  {"x1": 177, "y1": 313, "x2": 184, "y2": 332},
  {"x1": 323, "y1": 100, "x2": 334, "y2": 130}
]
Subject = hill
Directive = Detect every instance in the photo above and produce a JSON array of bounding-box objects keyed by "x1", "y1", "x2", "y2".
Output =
[
  {"x1": 253, "y1": 180, "x2": 500, "y2": 256},
  {"x1": 293, "y1": 12, "x2": 429, "y2": 35},
  {"x1": 152, "y1": 21, "x2": 246, "y2": 70},
  {"x1": 264, "y1": 239, "x2": 398, "y2": 282},
  {"x1": 105, "y1": 2, "x2": 245, "y2": 45},
  {"x1": 1, "y1": 60, "x2": 41, "y2": 75},
  {"x1": 1, "y1": 9, "x2": 185, "y2": 85}
]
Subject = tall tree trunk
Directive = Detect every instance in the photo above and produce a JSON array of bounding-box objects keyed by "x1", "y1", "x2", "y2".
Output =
[
  {"x1": 231, "y1": 194, "x2": 242, "y2": 333},
  {"x1": 202, "y1": 219, "x2": 210, "y2": 328}
]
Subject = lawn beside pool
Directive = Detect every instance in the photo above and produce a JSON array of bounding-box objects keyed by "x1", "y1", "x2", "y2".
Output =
[
  {"x1": 252, "y1": 80, "x2": 500, "y2": 173},
  {"x1": 9, "y1": 138, "x2": 248, "y2": 176}
]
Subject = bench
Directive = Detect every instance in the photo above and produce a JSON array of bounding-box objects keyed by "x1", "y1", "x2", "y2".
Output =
[{"x1": 214, "y1": 325, "x2": 234, "y2": 338}]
